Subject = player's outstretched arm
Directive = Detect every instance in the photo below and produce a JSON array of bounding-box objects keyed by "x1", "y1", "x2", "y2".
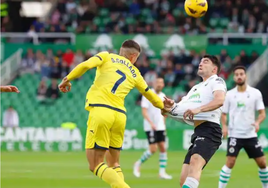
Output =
[
  {"x1": 142, "y1": 89, "x2": 164, "y2": 109},
  {"x1": 0, "y1": 85, "x2": 20, "y2": 93},
  {"x1": 58, "y1": 52, "x2": 108, "y2": 93}
]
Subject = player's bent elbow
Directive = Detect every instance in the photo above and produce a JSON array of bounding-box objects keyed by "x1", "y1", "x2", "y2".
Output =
[{"x1": 217, "y1": 98, "x2": 225, "y2": 107}]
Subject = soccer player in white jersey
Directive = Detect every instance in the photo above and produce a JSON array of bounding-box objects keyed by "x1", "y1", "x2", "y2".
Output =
[
  {"x1": 218, "y1": 66, "x2": 267, "y2": 188},
  {"x1": 133, "y1": 77, "x2": 172, "y2": 179},
  {"x1": 163, "y1": 55, "x2": 227, "y2": 188}
]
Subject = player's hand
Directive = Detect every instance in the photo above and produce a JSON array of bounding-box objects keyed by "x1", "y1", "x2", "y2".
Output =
[
  {"x1": 252, "y1": 122, "x2": 260, "y2": 133},
  {"x1": 163, "y1": 97, "x2": 174, "y2": 112},
  {"x1": 222, "y1": 125, "x2": 228, "y2": 138},
  {"x1": 58, "y1": 77, "x2": 72, "y2": 93},
  {"x1": 0, "y1": 85, "x2": 20, "y2": 93},
  {"x1": 183, "y1": 108, "x2": 201, "y2": 120},
  {"x1": 151, "y1": 123, "x2": 157, "y2": 131},
  {"x1": 161, "y1": 109, "x2": 168, "y2": 117}
]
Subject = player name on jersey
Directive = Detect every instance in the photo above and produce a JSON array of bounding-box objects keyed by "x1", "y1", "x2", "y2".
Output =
[{"x1": 111, "y1": 57, "x2": 137, "y2": 77}]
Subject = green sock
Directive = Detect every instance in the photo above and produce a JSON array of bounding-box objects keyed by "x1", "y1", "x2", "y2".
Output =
[{"x1": 138, "y1": 150, "x2": 152, "y2": 164}]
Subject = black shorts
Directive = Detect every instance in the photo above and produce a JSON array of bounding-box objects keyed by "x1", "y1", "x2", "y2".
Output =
[
  {"x1": 145, "y1": 130, "x2": 166, "y2": 144},
  {"x1": 227, "y1": 137, "x2": 264, "y2": 158},
  {"x1": 183, "y1": 121, "x2": 222, "y2": 167}
]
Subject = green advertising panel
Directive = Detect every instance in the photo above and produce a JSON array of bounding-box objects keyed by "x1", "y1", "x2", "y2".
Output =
[
  {"x1": 76, "y1": 34, "x2": 207, "y2": 57},
  {"x1": 1, "y1": 126, "x2": 268, "y2": 152}
]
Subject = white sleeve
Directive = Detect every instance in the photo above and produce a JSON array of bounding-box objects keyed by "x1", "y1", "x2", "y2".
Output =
[
  {"x1": 255, "y1": 90, "x2": 265, "y2": 110},
  {"x1": 164, "y1": 103, "x2": 194, "y2": 126},
  {"x1": 3, "y1": 111, "x2": 8, "y2": 127},
  {"x1": 222, "y1": 93, "x2": 230, "y2": 113},
  {"x1": 14, "y1": 112, "x2": 19, "y2": 126},
  {"x1": 141, "y1": 95, "x2": 150, "y2": 108},
  {"x1": 212, "y1": 77, "x2": 227, "y2": 93}
]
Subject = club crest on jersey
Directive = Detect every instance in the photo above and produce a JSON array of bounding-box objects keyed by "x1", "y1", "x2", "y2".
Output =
[{"x1": 229, "y1": 147, "x2": 235, "y2": 153}]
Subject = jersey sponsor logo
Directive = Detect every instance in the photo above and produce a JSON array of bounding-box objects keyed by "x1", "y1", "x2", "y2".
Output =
[
  {"x1": 187, "y1": 93, "x2": 202, "y2": 103},
  {"x1": 189, "y1": 93, "x2": 200, "y2": 100},
  {"x1": 237, "y1": 101, "x2": 246, "y2": 108},
  {"x1": 111, "y1": 58, "x2": 137, "y2": 78}
]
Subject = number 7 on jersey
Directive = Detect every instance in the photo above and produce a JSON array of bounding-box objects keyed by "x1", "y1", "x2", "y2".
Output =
[{"x1": 111, "y1": 70, "x2": 126, "y2": 94}]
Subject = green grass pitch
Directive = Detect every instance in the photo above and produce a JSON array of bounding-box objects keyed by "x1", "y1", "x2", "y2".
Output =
[{"x1": 1, "y1": 151, "x2": 266, "y2": 188}]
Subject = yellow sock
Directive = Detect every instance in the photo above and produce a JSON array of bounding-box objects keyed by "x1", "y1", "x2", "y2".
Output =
[
  {"x1": 113, "y1": 166, "x2": 124, "y2": 180},
  {"x1": 94, "y1": 163, "x2": 130, "y2": 188}
]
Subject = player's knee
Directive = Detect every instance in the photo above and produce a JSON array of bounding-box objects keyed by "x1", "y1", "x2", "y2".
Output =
[
  {"x1": 149, "y1": 145, "x2": 157, "y2": 153},
  {"x1": 190, "y1": 154, "x2": 203, "y2": 168},
  {"x1": 257, "y1": 156, "x2": 267, "y2": 169},
  {"x1": 158, "y1": 144, "x2": 166, "y2": 153}
]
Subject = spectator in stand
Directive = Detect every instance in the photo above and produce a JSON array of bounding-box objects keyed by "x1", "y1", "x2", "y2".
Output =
[
  {"x1": 138, "y1": 61, "x2": 150, "y2": 76},
  {"x1": 36, "y1": 79, "x2": 48, "y2": 103},
  {"x1": 62, "y1": 49, "x2": 74, "y2": 73},
  {"x1": 27, "y1": 25, "x2": 37, "y2": 42},
  {"x1": 46, "y1": 79, "x2": 60, "y2": 100},
  {"x1": 164, "y1": 61, "x2": 176, "y2": 87},
  {"x1": 220, "y1": 49, "x2": 228, "y2": 63},
  {"x1": 35, "y1": 51, "x2": 51, "y2": 79},
  {"x1": 174, "y1": 64, "x2": 185, "y2": 84},
  {"x1": 239, "y1": 50, "x2": 250, "y2": 67},
  {"x1": 72, "y1": 50, "x2": 84, "y2": 70},
  {"x1": 2, "y1": 106, "x2": 19, "y2": 129},
  {"x1": 250, "y1": 51, "x2": 259, "y2": 62},
  {"x1": 144, "y1": 65, "x2": 158, "y2": 87},
  {"x1": 1, "y1": 16, "x2": 13, "y2": 32},
  {"x1": 21, "y1": 49, "x2": 36, "y2": 74}
]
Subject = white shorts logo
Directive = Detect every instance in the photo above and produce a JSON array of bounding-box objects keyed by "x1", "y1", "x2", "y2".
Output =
[
  {"x1": 255, "y1": 141, "x2": 261, "y2": 148},
  {"x1": 229, "y1": 147, "x2": 235, "y2": 153}
]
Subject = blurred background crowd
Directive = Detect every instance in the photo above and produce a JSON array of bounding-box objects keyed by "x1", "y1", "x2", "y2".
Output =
[
  {"x1": 1, "y1": 0, "x2": 267, "y2": 105},
  {"x1": 20, "y1": 47, "x2": 259, "y2": 103},
  {"x1": 2, "y1": 0, "x2": 268, "y2": 34}
]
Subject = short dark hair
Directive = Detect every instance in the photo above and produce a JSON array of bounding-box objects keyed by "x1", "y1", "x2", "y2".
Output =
[
  {"x1": 121, "y1": 40, "x2": 141, "y2": 53},
  {"x1": 203, "y1": 55, "x2": 221, "y2": 74},
  {"x1": 233, "y1": 65, "x2": 246, "y2": 73},
  {"x1": 156, "y1": 76, "x2": 164, "y2": 80}
]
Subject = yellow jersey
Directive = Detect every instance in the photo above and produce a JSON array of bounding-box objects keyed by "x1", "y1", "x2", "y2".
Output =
[{"x1": 67, "y1": 51, "x2": 163, "y2": 113}]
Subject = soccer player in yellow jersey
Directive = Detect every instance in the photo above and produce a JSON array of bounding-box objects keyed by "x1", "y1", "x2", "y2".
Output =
[{"x1": 58, "y1": 40, "x2": 165, "y2": 188}]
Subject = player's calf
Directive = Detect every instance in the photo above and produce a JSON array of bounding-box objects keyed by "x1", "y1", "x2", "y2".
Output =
[
  {"x1": 182, "y1": 154, "x2": 206, "y2": 188},
  {"x1": 255, "y1": 156, "x2": 268, "y2": 188},
  {"x1": 218, "y1": 156, "x2": 237, "y2": 188}
]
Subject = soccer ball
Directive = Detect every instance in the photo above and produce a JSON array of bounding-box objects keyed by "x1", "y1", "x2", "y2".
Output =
[{"x1": 184, "y1": 0, "x2": 208, "y2": 18}]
